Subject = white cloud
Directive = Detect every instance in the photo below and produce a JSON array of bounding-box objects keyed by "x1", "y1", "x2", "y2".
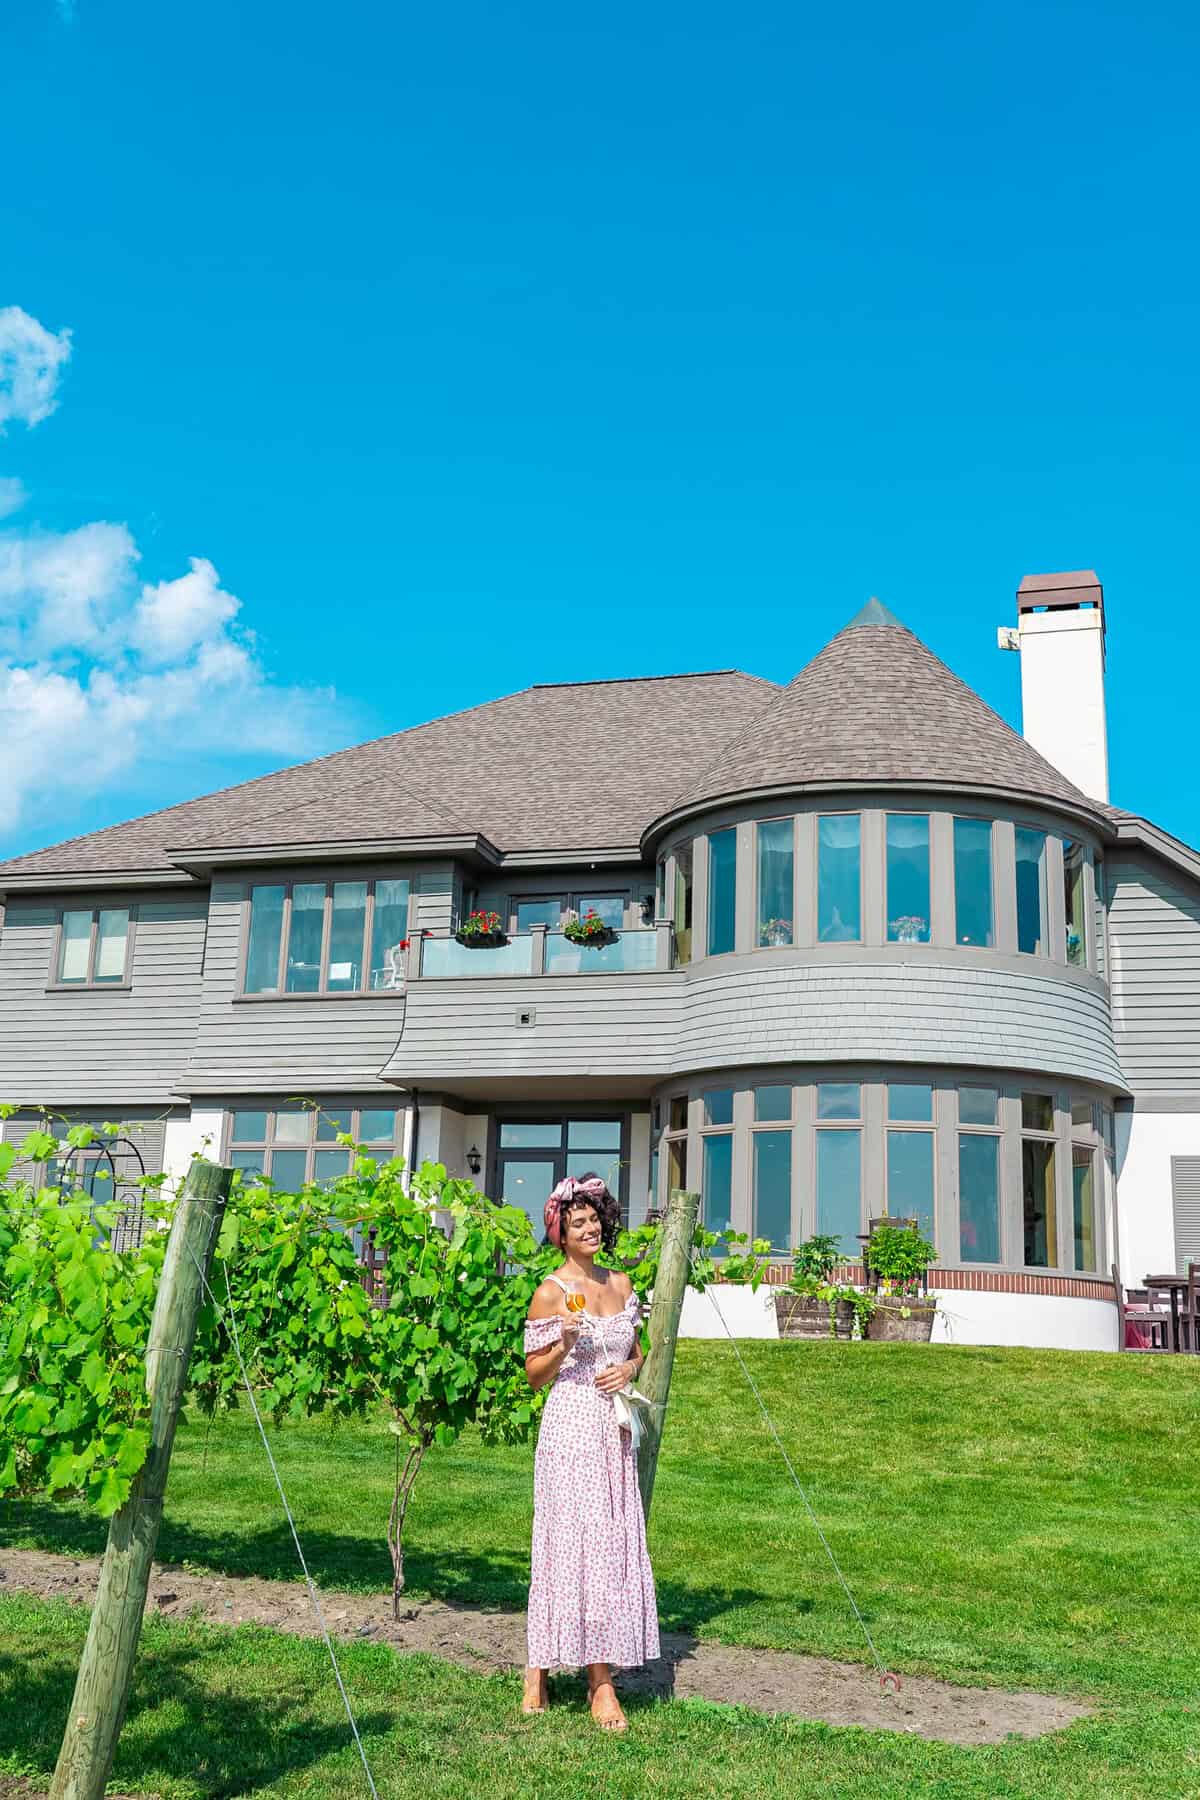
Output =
[
  {"x1": 131, "y1": 557, "x2": 241, "y2": 666},
  {"x1": 0, "y1": 533, "x2": 339, "y2": 835},
  {"x1": 0, "y1": 307, "x2": 72, "y2": 433},
  {"x1": 0, "y1": 305, "x2": 341, "y2": 842},
  {"x1": 0, "y1": 478, "x2": 26, "y2": 518}
]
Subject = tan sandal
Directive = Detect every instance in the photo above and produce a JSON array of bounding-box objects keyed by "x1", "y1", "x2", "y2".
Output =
[
  {"x1": 521, "y1": 1673, "x2": 549, "y2": 1715},
  {"x1": 588, "y1": 1681, "x2": 628, "y2": 1733}
]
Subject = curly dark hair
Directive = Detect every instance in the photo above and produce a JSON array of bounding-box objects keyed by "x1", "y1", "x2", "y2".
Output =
[{"x1": 551, "y1": 1174, "x2": 622, "y2": 1252}]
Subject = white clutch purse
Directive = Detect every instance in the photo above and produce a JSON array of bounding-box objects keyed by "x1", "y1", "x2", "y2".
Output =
[{"x1": 610, "y1": 1383, "x2": 657, "y2": 1453}]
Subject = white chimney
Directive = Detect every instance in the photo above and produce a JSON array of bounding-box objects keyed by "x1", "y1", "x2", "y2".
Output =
[{"x1": 999, "y1": 570, "x2": 1109, "y2": 803}]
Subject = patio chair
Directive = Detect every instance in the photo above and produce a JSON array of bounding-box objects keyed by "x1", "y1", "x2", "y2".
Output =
[
  {"x1": 1112, "y1": 1263, "x2": 1173, "y2": 1352},
  {"x1": 1181, "y1": 1263, "x2": 1200, "y2": 1355}
]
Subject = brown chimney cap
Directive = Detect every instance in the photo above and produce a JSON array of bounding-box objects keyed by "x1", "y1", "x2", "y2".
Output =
[
  {"x1": 1018, "y1": 570, "x2": 1101, "y2": 593},
  {"x1": 1017, "y1": 570, "x2": 1104, "y2": 613}
]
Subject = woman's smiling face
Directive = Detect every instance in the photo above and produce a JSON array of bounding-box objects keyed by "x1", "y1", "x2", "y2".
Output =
[{"x1": 563, "y1": 1202, "x2": 603, "y2": 1255}]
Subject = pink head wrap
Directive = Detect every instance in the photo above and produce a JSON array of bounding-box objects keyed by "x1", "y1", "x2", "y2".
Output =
[{"x1": 544, "y1": 1175, "x2": 609, "y2": 1246}]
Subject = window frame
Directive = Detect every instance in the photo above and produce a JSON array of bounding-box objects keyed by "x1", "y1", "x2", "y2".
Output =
[
  {"x1": 48, "y1": 904, "x2": 137, "y2": 991},
  {"x1": 814, "y1": 810, "x2": 863, "y2": 945},
  {"x1": 754, "y1": 813, "x2": 796, "y2": 949},
  {"x1": 951, "y1": 814, "x2": 996, "y2": 949},
  {"x1": 223, "y1": 1101, "x2": 404, "y2": 1186},
  {"x1": 956, "y1": 1085, "x2": 1003, "y2": 1266},
  {"x1": 240, "y1": 876, "x2": 412, "y2": 998},
  {"x1": 884, "y1": 811, "x2": 932, "y2": 945}
]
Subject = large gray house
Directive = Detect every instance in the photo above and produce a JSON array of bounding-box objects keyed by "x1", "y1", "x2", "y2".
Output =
[{"x1": 1, "y1": 570, "x2": 1197, "y2": 1349}]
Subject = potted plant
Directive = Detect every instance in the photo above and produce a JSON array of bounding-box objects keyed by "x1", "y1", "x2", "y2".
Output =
[
  {"x1": 562, "y1": 907, "x2": 614, "y2": 948},
  {"x1": 775, "y1": 1235, "x2": 870, "y2": 1340},
  {"x1": 759, "y1": 917, "x2": 792, "y2": 948},
  {"x1": 889, "y1": 914, "x2": 928, "y2": 945},
  {"x1": 863, "y1": 1221, "x2": 938, "y2": 1341},
  {"x1": 455, "y1": 909, "x2": 505, "y2": 947}
]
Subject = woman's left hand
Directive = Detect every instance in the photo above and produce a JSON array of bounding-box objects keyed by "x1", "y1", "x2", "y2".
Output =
[{"x1": 594, "y1": 1360, "x2": 636, "y2": 1395}]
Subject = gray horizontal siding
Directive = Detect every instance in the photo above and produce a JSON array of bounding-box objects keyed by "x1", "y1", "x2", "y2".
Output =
[
  {"x1": 1108, "y1": 855, "x2": 1200, "y2": 1095},
  {"x1": 0, "y1": 1108, "x2": 169, "y2": 1176},
  {"x1": 390, "y1": 955, "x2": 1126, "y2": 1089},
  {"x1": 183, "y1": 881, "x2": 409, "y2": 1092},
  {"x1": 0, "y1": 894, "x2": 207, "y2": 1105}
]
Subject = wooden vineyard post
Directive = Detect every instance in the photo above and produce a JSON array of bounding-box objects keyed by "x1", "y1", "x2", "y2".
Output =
[
  {"x1": 50, "y1": 1158, "x2": 234, "y2": 1800},
  {"x1": 636, "y1": 1187, "x2": 700, "y2": 1528}
]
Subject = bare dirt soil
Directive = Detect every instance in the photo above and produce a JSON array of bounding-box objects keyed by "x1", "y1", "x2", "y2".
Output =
[{"x1": 0, "y1": 1547, "x2": 1090, "y2": 1748}]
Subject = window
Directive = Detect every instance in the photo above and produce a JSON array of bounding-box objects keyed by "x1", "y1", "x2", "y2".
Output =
[
  {"x1": 886, "y1": 815, "x2": 930, "y2": 943},
  {"x1": 703, "y1": 1089, "x2": 734, "y2": 1127},
  {"x1": 54, "y1": 907, "x2": 132, "y2": 986},
  {"x1": 888, "y1": 1130, "x2": 934, "y2": 1241},
  {"x1": 959, "y1": 1087, "x2": 998, "y2": 1127},
  {"x1": 816, "y1": 1127, "x2": 861, "y2": 1257},
  {"x1": 817, "y1": 814, "x2": 861, "y2": 942},
  {"x1": 1022, "y1": 1140, "x2": 1057, "y2": 1268},
  {"x1": 953, "y1": 818, "x2": 994, "y2": 948},
  {"x1": 958, "y1": 1133, "x2": 1001, "y2": 1264},
  {"x1": 707, "y1": 829, "x2": 737, "y2": 956},
  {"x1": 668, "y1": 1095, "x2": 688, "y2": 1133},
  {"x1": 229, "y1": 1104, "x2": 401, "y2": 1188},
  {"x1": 1021, "y1": 1092, "x2": 1054, "y2": 1132},
  {"x1": 702, "y1": 1133, "x2": 733, "y2": 1236},
  {"x1": 754, "y1": 1085, "x2": 791, "y2": 1123},
  {"x1": 1072, "y1": 1147, "x2": 1097, "y2": 1273},
  {"x1": 888, "y1": 1083, "x2": 933, "y2": 1123},
  {"x1": 516, "y1": 897, "x2": 565, "y2": 931},
  {"x1": 754, "y1": 1129, "x2": 792, "y2": 1250},
  {"x1": 817, "y1": 1082, "x2": 860, "y2": 1120},
  {"x1": 1063, "y1": 841, "x2": 1086, "y2": 966},
  {"x1": 575, "y1": 894, "x2": 625, "y2": 930},
  {"x1": 757, "y1": 818, "x2": 793, "y2": 946},
  {"x1": 1015, "y1": 829, "x2": 1047, "y2": 955},
  {"x1": 674, "y1": 844, "x2": 694, "y2": 964},
  {"x1": 655, "y1": 859, "x2": 666, "y2": 920},
  {"x1": 244, "y1": 878, "x2": 411, "y2": 995}
]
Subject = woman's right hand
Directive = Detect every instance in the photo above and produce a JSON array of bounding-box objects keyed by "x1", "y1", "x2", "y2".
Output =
[{"x1": 560, "y1": 1312, "x2": 582, "y2": 1352}]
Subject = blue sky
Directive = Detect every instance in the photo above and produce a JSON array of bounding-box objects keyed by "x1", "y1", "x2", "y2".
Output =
[{"x1": 3, "y1": 0, "x2": 1199, "y2": 859}]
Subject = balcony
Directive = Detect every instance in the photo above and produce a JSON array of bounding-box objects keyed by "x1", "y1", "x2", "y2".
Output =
[{"x1": 410, "y1": 923, "x2": 671, "y2": 980}]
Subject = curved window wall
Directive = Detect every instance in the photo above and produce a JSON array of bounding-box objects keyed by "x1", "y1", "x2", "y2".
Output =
[
  {"x1": 669, "y1": 805, "x2": 1103, "y2": 972},
  {"x1": 654, "y1": 1071, "x2": 1112, "y2": 1276}
]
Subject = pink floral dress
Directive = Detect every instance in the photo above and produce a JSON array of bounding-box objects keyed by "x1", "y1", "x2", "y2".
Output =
[{"x1": 524, "y1": 1280, "x2": 660, "y2": 1671}]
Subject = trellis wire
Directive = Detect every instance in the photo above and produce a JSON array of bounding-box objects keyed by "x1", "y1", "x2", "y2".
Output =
[
  {"x1": 184, "y1": 1242, "x2": 382, "y2": 1798},
  {"x1": 696, "y1": 1261, "x2": 898, "y2": 1689}
]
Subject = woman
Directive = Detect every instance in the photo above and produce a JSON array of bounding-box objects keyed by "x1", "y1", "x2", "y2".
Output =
[{"x1": 522, "y1": 1173, "x2": 660, "y2": 1732}]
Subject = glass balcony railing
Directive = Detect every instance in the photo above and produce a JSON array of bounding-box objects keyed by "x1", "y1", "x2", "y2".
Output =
[
  {"x1": 544, "y1": 930, "x2": 659, "y2": 974},
  {"x1": 416, "y1": 927, "x2": 663, "y2": 979},
  {"x1": 421, "y1": 934, "x2": 535, "y2": 979}
]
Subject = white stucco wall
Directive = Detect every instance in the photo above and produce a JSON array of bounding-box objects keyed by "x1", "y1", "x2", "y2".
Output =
[
  {"x1": 678, "y1": 1284, "x2": 780, "y2": 1338},
  {"x1": 1114, "y1": 1110, "x2": 1200, "y2": 1283},
  {"x1": 674, "y1": 1282, "x2": 1118, "y2": 1349},
  {"x1": 931, "y1": 1288, "x2": 1117, "y2": 1352},
  {"x1": 1018, "y1": 606, "x2": 1109, "y2": 802},
  {"x1": 162, "y1": 1107, "x2": 225, "y2": 1190}
]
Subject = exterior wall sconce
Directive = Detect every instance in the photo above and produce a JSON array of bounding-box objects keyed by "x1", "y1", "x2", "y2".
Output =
[{"x1": 466, "y1": 1144, "x2": 482, "y2": 1176}]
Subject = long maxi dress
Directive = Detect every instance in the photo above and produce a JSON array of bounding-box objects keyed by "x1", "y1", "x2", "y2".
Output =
[{"x1": 524, "y1": 1279, "x2": 660, "y2": 1671}]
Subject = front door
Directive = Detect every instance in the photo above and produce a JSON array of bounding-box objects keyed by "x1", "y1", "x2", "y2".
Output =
[{"x1": 495, "y1": 1118, "x2": 625, "y2": 1240}]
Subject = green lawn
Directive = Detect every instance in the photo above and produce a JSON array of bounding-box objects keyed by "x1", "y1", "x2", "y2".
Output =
[{"x1": 3, "y1": 1341, "x2": 1199, "y2": 1798}]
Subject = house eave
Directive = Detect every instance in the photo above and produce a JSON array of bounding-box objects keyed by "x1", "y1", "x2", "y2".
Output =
[
  {"x1": 0, "y1": 868, "x2": 203, "y2": 898},
  {"x1": 642, "y1": 777, "x2": 1115, "y2": 856},
  {"x1": 164, "y1": 832, "x2": 503, "y2": 875}
]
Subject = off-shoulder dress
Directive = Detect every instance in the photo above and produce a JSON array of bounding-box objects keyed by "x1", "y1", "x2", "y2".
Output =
[{"x1": 523, "y1": 1284, "x2": 660, "y2": 1670}]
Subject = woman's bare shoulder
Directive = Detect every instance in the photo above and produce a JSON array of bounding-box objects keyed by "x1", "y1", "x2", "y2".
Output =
[
  {"x1": 527, "y1": 1277, "x2": 566, "y2": 1320},
  {"x1": 609, "y1": 1269, "x2": 634, "y2": 1298}
]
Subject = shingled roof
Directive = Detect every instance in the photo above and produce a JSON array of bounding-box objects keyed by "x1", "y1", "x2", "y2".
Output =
[
  {"x1": 651, "y1": 602, "x2": 1105, "y2": 835},
  {"x1": 0, "y1": 670, "x2": 776, "y2": 879}
]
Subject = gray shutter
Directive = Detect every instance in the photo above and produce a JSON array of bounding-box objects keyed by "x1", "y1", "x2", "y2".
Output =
[{"x1": 1171, "y1": 1156, "x2": 1200, "y2": 1274}]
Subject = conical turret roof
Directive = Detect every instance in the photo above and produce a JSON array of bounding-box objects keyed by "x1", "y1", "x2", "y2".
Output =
[{"x1": 651, "y1": 605, "x2": 1102, "y2": 837}]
